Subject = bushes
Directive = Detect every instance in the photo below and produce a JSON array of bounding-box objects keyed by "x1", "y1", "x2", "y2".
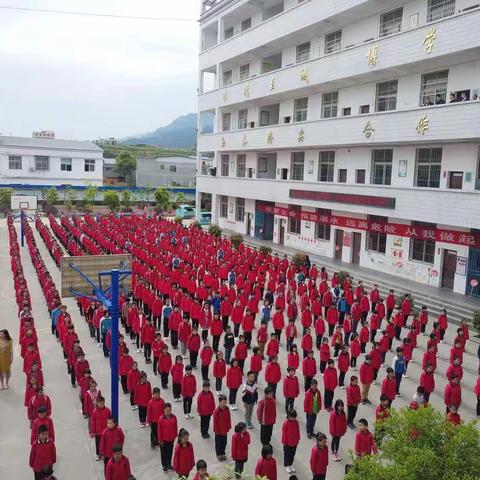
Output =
[
  {"x1": 337, "y1": 270, "x2": 351, "y2": 285},
  {"x1": 191, "y1": 220, "x2": 202, "y2": 229},
  {"x1": 174, "y1": 216, "x2": 183, "y2": 225},
  {"x1": 230, "y1": 233, "x2": 243, "y2": 249},
  {"x1": 259, "y1": 245, "x2": 272, "y2": 255},
  {"x1": 292, "y1": 252, "x2": 306, "y2": 268},
  {"x1": 473, "y1": 310, "x2": 480, "y2": 332},
  {"x1": 104, "y1": 191, "x2": 120, "y2": 211},
  {"x1": 208, "y1": 224, "x2": 222, "y2": 237}
]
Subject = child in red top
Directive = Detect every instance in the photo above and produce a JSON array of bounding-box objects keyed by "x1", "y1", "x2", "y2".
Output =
[
  {"x1": 173, "y1": 429, "x2": 195, "y2": 478},
  {"x1": 319, "y1": 337, "x2": 330, "y2": 373},
  {"x1": 181, "y1": 365, "x2": 197, "y2": 419},
  {"x1": 310, "y1": 433, "x2": 328, "y2": 479},
  {"x1": 213, "y1": 351, "x2": 226, "y2": 394},
  {"x1": 192, "y1": 459, "x2": 209, "y2": 480},
  {"x1": 170, "y1": 355, "x2": 184, "y2": 402},
  {"x1": 226, "y1": 358, "x2": 243, "y2": 409},
  {"x1": 135, "y1": 371, "x2": 152, "y2": 427},
  {"x1": 302, "y1": 350, "x2": 317, "y2": 391},
  {"x1": 199, "y1": 339, "x2": 213, "y2": 381},
  {"x1": 323, "y1": 359, "x2": 338, "y2": 411},
  {"x1": 281, "y1": 408, "x2": 300, "y2": 473},
  {"x1": 147, "y1": 387, "x2": 165, "y2": 449},
  {"x1": 127, "y1": 361, "x2": 141, "y2": 409},
  {"x1": 329, "y1": 399, "x2": 347, "y2": 462},
  {"x1": 264, "y1": 355, "x2": 281, "y2": 397},
  {"x1": 283, "y1": 367, "x2": 300, "y2": 414},
  {"x1": 346, "y1": 376, "x2": 361, "y2": 429},
  {"x1": 355, "y1": 418, "x2": 378, "y2": 457},
  {"x1": 29, "y1": 425, "x2": 56, "y2": 478},
  {"x1": 105, "y1": 445, "x2": 132, "y2": 480},
  {"x1": 231, "y1": 422, "x2": 250, "y2": 478},
  {"x1": 287, "y1": 344, "x2": 300, "y2": 371},
  {"x1": 255, "y1": 444, "x2": 277, "y2": 480}
]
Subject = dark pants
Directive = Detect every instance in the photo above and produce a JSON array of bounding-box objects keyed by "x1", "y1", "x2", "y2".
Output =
[
  {"x1": 347, "y1": 405, "x2": 357, "y2": 425},
  {"x1": 424, "y1": 392, "x2": 431, "y2": 403},
  {"x1": 170, "y1": 330, "x2": 178, "y2": 348},
  {"x1": 201, "y1": 365, "x2": 209, "y2": 381},
  {"x1": 121, "y1": 375, "x2": 128, "y2": 394},
  {"x1": 477, "y1": 396, "x2": 480, "y2": 416},
  {"x1": 163, "y1": 317, "x2": 170, "y2": 338},
  {"x1": 234, "y1": 460, "x2": 245, "y2": 479},
  {"x1": 153, "y1": 357, "x2": 159, "y2": 375},
  {"x1": 285, "y1": 397, "x2": 295, "y2": 414},
  {"x1": 320, "y1": 360, "x2": 326, "y2": 373},
  {"x1": 395, "y1": 373, "x2": 402, "y2": 394},
  {"x1": 190, "y1": 351, "x2": 198, "y2": 368},
  {"x1": 138, "y1": 405, "x2": 147, "y2": 423},
  {"x1": 324, "y1": 389, "x2": 334, "y2": 409},
  {"x1": 305, "y1": 376, "x2": 313, "y2": 391},
  {"x1": 328, "y1": 324, "x2": 335, "y2": 337},
  {"x1": 225, "y1": 347, "x2": 233, "y2": 364},
  {"x1": 313, "y1": 475, "x2": 326, "y2": 480},
  {"x1": 306, "y1": 413, "x2": 317, "y2": 436},
  {"x1": 173, "y1": 383, "x2": 181, "y2": 399},
  {"x1": 95, "y1": 434, "x2": 101, "y2": 456},
  {"x1": 229, "y1": 388, "x2": 238, "y2": 405},
  {"x1": 160, "y1": 441, "x2": 173, "y2": 468},
  {"x1": 213, "y1": 335, "x2": 220, "y2": 352},
  {"x1": 244, "y1": 332, "x2": 252, "y2": 348},
  {"x1": 350, "y1": 357, "x2": 357, "y2": 368},
  {"x1": 160, "y1": 372, "x2": 169, "y2": 388},
  {"x1": 283, "y1": 445, "x2": 297, "y2": 466},
  {"x1": 233, "y1": 324, "x2": 240, "y2": 338},
  {"x1": 183, "y1": 397, "x2": 192, "y2": 414},
  {"x1": 215, "y1": 434, "x2": 227, "y2": 456},
  {"x1": 331, "y1": 435, "x2": 340, "y2": 453},
  {"x1": 260, "y1": 425, "x2": 273, "y2": 445},
  {"x1": 395, "y1": 326, "x2": 402, "y2": 340},
  {"x1": 150, "y1": 422, "x2": 158, "y2": 446},
  {"x1": 339, "y1": 371, "x2": 346, "y2": 387},
  {"x1": 387, "y1": 308, "x2": 393, "y2": 321},
  {"x1": 200, "y1": 415, "x2": 211, "y2": 436},
  {"x1": 130, "y1": 391, "x2": 136, "y2": 406},
  {"x1": 215, "y1": 378, "x2": 223, "y2": 392},
  {"x1": 144, "y1": 343, "x2": 152, "y2": 361}
]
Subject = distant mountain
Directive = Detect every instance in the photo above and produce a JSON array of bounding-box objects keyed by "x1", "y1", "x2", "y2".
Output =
[{"x1": 123, "y1": 113, "x2": 200, "y2": 149}]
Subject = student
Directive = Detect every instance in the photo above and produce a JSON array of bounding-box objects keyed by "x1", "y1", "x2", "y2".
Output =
[
  {"x1": 381, "y1": 368, "x2": 396, "y2": 406},
  {"x1": 30, "y1": 406, "x2": 55, "y2": 445},
  {"x1": 223, "y1": 325, "x2": 235, "y2": 364},
  {"x1": 287, "y1": 344, "x2": 300, "y2": 371},
  {"x1": 444, "y1": 374, "x2": 462, "y2": 413},
  {"x1": 135, "y1": 371, "x2": 152, "y2": 427},
  {"x1": 173, "y1": 429, "x2": 195, "y2": 479},
  {"x1": 29, "y1": 425, "x2": 56, "y2": 480},
  {"x1": 119, "y1": 348, "x2": 133, "y2": 394},
  {"x1": 411, "y1": 386, "x2": 426, "y2": 409},
  {"x1": 232, "y1": 422, "x2": 251, "y2": 479},
  {"x1": 213, "y1": 394, "x2": 232, "y2": 461},
  {"x1": 28, "y1": 386, "x2": 52, "y2": 423},
  {"x1": 337, "y1": 345, "x2": 350, "y2": 388},
  {"x1": 310, "y1": 432, "x2": 329, "y2": 480},
  {"x1": 346, "y1": 376, "x2": 361, "y2": 429},
  {"x1": 170, "y1": 355, "x2": 184, "y2": 402},
  {"x1": 257, "y1": 320, "x2": 268, "y2": 359},
  {"x1": 141, "y1": 318, "x2": 155, "y2": 364},
  {"x1": 446, "y1": 405, "x2": 461, "y2": 426},
  {"x1": 213, "y1": 351, "x2": 226, "y2": 395},
  {"x1": 192, "y1": 459, "x2": 209, "y2": 480},
  {"x1": 301, "y1": 327, "x2": 313, "y2": 359},
  {"x1": 157, "y1": 403, "x2": 178, "y2": 473},
  {"x1": 199, "y1": 339, "x2": 214, "y2": 381},
  {"x1": 105, "y1": 444, "x2": 132, "y2": 480},
  {"x1": 99, "y1": 417, "x2": 125, "y2": 473},
  {"x1": 181, "y1": 365, "x2": 197, "y2": 419},
  {"x1": 234, "y1": 335, "x2": 248, "y2": 372},
  {"x1": 265, "y1": 355, "x2": 281, "y2": 397},
  {"x1": 242, "y1": 370, "x2": 258, "y2": 429},
  {"x1": 350, "y1": 333, "x2": 361, "y2": 370},
  {"x1": 281, "y1": 409, "x2": 300, "y2": 474},
  {"x1": 355, "y1": 419, "x2": 378, "y2": 457},
  {"x1": 359, "y1": 355, "x2": 374, "y2": 404},
  {"x1": 474, "y1": 372, "x2": 480, "y2": 417},
  {"x1": 146, "y1": 387, "x2": 165, "y2": 449},
  {"x1": 158, "y1": 346, "x2": 172, "y2": 389},
  {"x1": 323, "y1": 359, "x2": 338, "y2": 411},
  {"x1": 283, "y1": 367, "x2": 300, "y2": 414},
  {"x1": 304, "y1": 379, "x2": 322, "y2": 439},
  {"x1": 257, "y1": 387, "x2": 277, "y2": 446},
  {"x1": 302, "y1": 350, "x2": 317, "y2": 392},
  {"x1": 127, "y1": 362, "x2": 141, "y2": 410},
  {"x1": 392, "y1": 347, "x2": 406, "y2": 397},
  {"x1": 197, "y1": 381, "x2": 215, "y2": 438},
  {"x1": 255, "y1": 444, "x2": 277, "y2": 480},
  {"x1": 329, "y1": 399, "x2": 347, "y2": 462},
  {"x1": 319, "y1": 337, "x2": 330, "y2": 372},
  {"x1": 83, "y1": 380, "x2": 101, "y2": 419},
  {"x1": 249, "y1": 346, "x2": 263, "y2": 383},
  {"x1": 90, "y1": 396, "x2": 111, "y2": 460},
  {"x1": 226, "y1": 358, "x2": 243, "y2": 410}
]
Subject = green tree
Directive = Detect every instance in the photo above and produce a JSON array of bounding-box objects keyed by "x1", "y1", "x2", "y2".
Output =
[
  {"x1": 0, "y1": 188, "x2": 13, "y2": 210},
  {"x1": 104, "y1": 191, "x2": 120, "y2": 211},
  {"x1": 154, "y1": 187, "x2": 171, "y2": 212},
  {"x1": 45, "y1": 187, "x2": 60, "y2": 205},
  {"x1": 65, "y1": 187, "x2": 76, "y2": 211},
  {"x1": 115, "y1": 152, "x2": 137, "y2": 185},
  {"x1": 85, "y1": 185, "x2": 98, "y2": 204},
  {"x1": 121, "y1": 189, "x2": 133, "y2": 209},
  {"x1": 345, "y1": 406, "x2": 480, "y2": 480}
]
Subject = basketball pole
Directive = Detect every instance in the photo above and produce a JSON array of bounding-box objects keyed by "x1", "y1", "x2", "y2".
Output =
[
  {"x1": 110, "y1": 269, "x2": 120, "y2": 422},
  {"x1": 20, "y1": 210, "x2": 25, "y2": 247}
]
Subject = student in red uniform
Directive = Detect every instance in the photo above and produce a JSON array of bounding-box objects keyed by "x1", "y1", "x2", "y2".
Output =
[
  {"x1": 281, "y1": 409, "x2": 300, "y2": 474},
  {"x1": 141, "y1": 317, "x2": 155, "y2": 364},
  {"x1": 265, "y1": 355, "x2": 281, "y2": 397},
  {"x1": 319, "y1": 337, "x2": 330, "y2": 372},
  {"x1": 127, "y1": 361, "x2": 141, "y2": 410},
  {"x1": 232, "y1": 422, "x2": 250, "y2": 478},
  {"x1": 197, "y1": 381, "x2": 215, "y2": 439},
  {"x1": 226, "y1": 358, "x2": 243, "y2": 410},
  {"x1": 323, "y1": 359, "x2": 338, "y2": 411},
  {"x1": 346, "y1": 375, "x2": 361, "y2": 429},
  {"x1": 444, "y1": 374, "x2": 462, "y2": 413},
  {"x1": 283, "y1": 367, "x2": 300, "y2": 414},
  {"x1": 474, "y1": 371, "x2": 480, "y2": 417},
  {"x1": 255, "y1": 444, "x2": 277, "y2": 480},
  {"x1": 287, "y1": 344, "x2": 300, "y2": 371},
  {"x1": 158, "y1": 403, "x2": 178, "y2": 473},
  {"x1": 90, "y1": 396, "x2": 111, "y2": 460},
  {"x1": 355, "y1": 418, "x2": 378, "y2": 457},
  {"x1": 249, "y1": 346, "x2": 263, "y2": 382},
  {"x1": 337, "y1": 344, "x2": 350, "y2": 388},
  {"x1": 159, "y1": 346, "x2": 172, "y2": 389},
  {"x1": 173, "y1": 429, "x2": 195, "y2": 479},
  {"x1": 302, "y1": 350, "x2": 317, "y2": 392},
  {"x1": 30, "y1": 406, "x2": 55, "y2": 445},
  {"x1": 152, "y1": 333, "x2": 165, "y2": 375},
  {"x1": 119, "y1": 348, "x2": 133, "y2": 394},
  {"x1": 105, "y1": 444, "x2": 132, "y2": 480},
  {"x1": 446, "y1": 405, "x2": 461, "y2": 426},
  {"x1": 234, "y1": 335, "x2": 248, "y2": 373},
  {"x1": 181, "y1": 365, "x2": 197, "y2": 419},
  {"x1": 304, "y1": 379, "x2": 322, "y2": 439},
  {"x1": 147, "y1": 387, "x2": 165, "y2": 449},
  {"x1": 192, "y1": 459, "x2": 209, "y2": 480},
  {"x1": 381, "y1": 367, "x2": 397, "y2": 406},
  {"x1": 213, "y1": 394, "x2": 232, "y2": 461},
  {"x1": 29, "y1": 425, "x2": 56, "y2": 480},
  {"x1": 170, "y1": 355, "x2": 184, "y2": 402},
  {"x1": 360, "y1": 355, "x2": 374, "y2": 404},
  {"x1": 213, "y1": 351, "x2": 226, "y2": 394},
  {"x1": 310, "y1": 432, "x2": 329, "y2": 480},
  {"x1": 257, "y1": 387, "x2": 277, "y2": 446},
  {"x1": 100, "y1": 417, "x2": 125, "y2": 473},
  {"x1": 199, "y1": 339, "x2": 213, "y2": 381},
  {"x1": 329, "y1": 399, "x2": 347, "y2": 462},
  {"x1": 28, "y1": 386, "x2": 52, "y2": 423},
  {"x1": 83, "y1": 380, "x2": 101, "y2": 419},
  {"x1": 135, "y1": 371, "x2": 152, "y2": 427}
]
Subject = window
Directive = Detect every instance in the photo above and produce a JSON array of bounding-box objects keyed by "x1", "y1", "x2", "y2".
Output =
[
  {"x1": 236, "y1": 154, "x2": 246, "y2": 177},
  {"x1": 379, "y1": 8, "x2": 403, "y2": 37},
  {"x1": 224, "y1": 27, "x2": 233, "y2": 39},
  {"x1": 315, "y1": 208, "x2": 331, "y2": 240},
  {"x1": 239, "y1": 64, "x2": 249, "y2": 81},
  {"x1": 367, "y1": 215, "x2": 387, "y2": 253},
  {"x1": 338, "y1": 169, "x2": 347, "y2": 183},
  {"x1": 296, "y1": 42, "x2": 310, "y2": 63},
  {"x1": 415, "y1": 148, "x2": 442, "y2": 188},
  {"x1": 170, "y1": 165, "x2": 176, "y2": 172},
  {"x1": 342, "y1": 107, "x2": 351, "y2": 116},
  {"x1": 241, "y1": 17, "x2": 251, "y2": 31},
  {"x1": 235, "y1": 197, "x2": 245, "y2": 221},
  {"x1": 8, "y1": 156, "x2": 22, "y2": 170},
  {"x1": 223, "y1": 70, "x2": 232, "y2": 86},
  {"x1": 371, "y1": 149, "x2": 393, "y2": 185},
  {"x1": 35, "y1": 156, "x2": 49, "y2": 171},
  {"x1": 375, "y1": 80, "x2": 398, "y2": 112},
  {"x1": 321, "y1": 92, "x2": 338, "y2": 118},
  {"x1": 288, "y1": 205, "x2": 301, "y2": 234},
  {"x1": 220, "y1": 195, "x2": 228, "y2": 218},
  {"x1": 84, "y1": 159, "x2": 96, "y2": 172},
  {"x1": 221, "y1": 155, "x2": 230, "y2": 176},
  {"x1": 222, "y1": 112, "x2": 231, "y2": 132},
  {"x1": 410, "y1": 221, "x2": 436, "y2": 264},
  {"x1": 238, "y1": 109, "x2": 248, "y2": 129},
  {"x1": 356, "y1": 169, "x2": 366, "y2": 184},
  {"x1": 325, "y1": 30, "x2": 342, "y2": 54},
  {"x1": 290, "y1": 152, "x2": 305, "y2": 181},
  {"x1": 420, "y1": 70, "x2": 449, "y2": 106},
  {"x1": 293, "y1": 97, "x2": 308, "y2": 122},
  {"x1": 160, "y1": 164, "x2": 165, "y2": 170},
  {"x1": 318, "y1": 151, "x2": 335, "y2": 182},
  {"x1": 61, "y1": 158, "x2": 72, "y2": 172},
  {"x1": 360, "y1": 105, "x2": 370, "y2": 114},
  {"x1": 427, "y1": 0, "x2": 455, "y2": 22}
]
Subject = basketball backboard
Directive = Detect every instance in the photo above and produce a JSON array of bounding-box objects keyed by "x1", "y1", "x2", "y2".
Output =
[
  {"x1": 11, "y1": 194, "x2": 38, "y2": 212},
  {"x1": 61, "y1": 254, "x2": 132, "y2": 298}
]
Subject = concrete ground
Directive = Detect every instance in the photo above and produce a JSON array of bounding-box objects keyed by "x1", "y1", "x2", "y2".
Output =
[{"x1": 0, "y1": 217, "x2": 479, "y2": 480}]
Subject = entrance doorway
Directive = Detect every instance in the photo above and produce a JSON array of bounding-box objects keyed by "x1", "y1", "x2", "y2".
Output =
[
  {"x1": 335, "y1": 230, "x2": 344, "y2": 261},
  {"x1": 467, "y1": 248, "x2": 480, "y2": 297},
  {"x1": 246, "y1": 213, "x2": 253, "y2": 237},
  {"x1": 352, "y1": 232, "x2": 362, "y2": 265},
  {"x1": 279, "y1": 220, "x2": 285, "y2": 245},
  {"x1": 442, "y1": 249, "x2": 457, "y2": 289}
]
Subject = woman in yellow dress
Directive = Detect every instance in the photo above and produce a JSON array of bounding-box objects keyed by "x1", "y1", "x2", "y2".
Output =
[{"x1": 0, "y1": 329, "x2": 13, "y2": 389}]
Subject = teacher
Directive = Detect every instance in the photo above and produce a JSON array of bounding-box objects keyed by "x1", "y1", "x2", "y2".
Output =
[{"x1": 0, "y1": 329, "x2": 13, "y2": 389}]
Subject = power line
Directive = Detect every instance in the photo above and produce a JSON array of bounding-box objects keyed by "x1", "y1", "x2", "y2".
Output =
[{"x1": 0, "y1": 5, "x2": 197, "y2": 22}]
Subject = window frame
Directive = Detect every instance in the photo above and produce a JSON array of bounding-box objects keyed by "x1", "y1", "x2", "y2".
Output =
[
  {"x1": 35, "y1": 156, "x2": 50, "y2": 171},
  {"x1": 379, "y1": 7, "x2": 403, "y2": 37},
  {"x1": 84, "y1": 159, "x2": 96, "y2": 172},
  {"x1": 61, "y1": 158, "x2": 73, "y2": 172},
  {"x1": 224, "y1": 26, "x2": 234, "y2": 40},
  {"x1": 318, "y1": 151, "x2": 335, "y2": 182},
  {"x1": 409, "y1": 221, "x2": 437, "y2": 264},
  {"x1": 427, "y1": 0, "x2": 455, "y2": 23},
  {"x1": 371, "y1": 149, "x2": 393, "y2": 185},
  {"x1": 420, "y1": 70, "x2": 449, "y2": 106},
  {"x1": 415, "y1": 148, "x2": 442, "y2": 188},
  {"x1": 235, "y1": 197, "x2": 245, "y2": 222},
  {"x1": 222, "y1": 69, "x2": 233, "y2": 86},
  {"x1": 338, "y1": 169, "x2": 347, "y2": 183},
  {"x1": 219, "y1": 195, "x2": 228, "y2": 218},
  {"x1": 293, "y1": 97, "x2": 308, "y2": 122},
  {"x1": 239, "y1": 64, "x2": 250, "y2": 81},
  {"x1": 169, "y1": 165, "x2": 176, "y2": 172},
  {"x1": 290, "y1": 152, "x2": 305, "y2": 181},
  {"x1": 356, "y1": 169, "x2": 366, "y2": 184},
  {"x1": 375, "y1": 80, "x2": 398, "y2": 112},
  {"x1": 324, "y1": 30, "x2": 342, "y2": 54},
  {"x1": 220, "y1": 155, "x2": 230, "y2": 176},
  {"x1": 236, "y1": 154, "x2": 246, "y2": 178},
  {"x1": 321, "y1": 92, "x2": 338, "y2": 118},
  {"x1": 315, "y1": 208, "x2": 331, "y2": 240},
  {"x1": 241, "y1": 17, "x2": 251, "y2": 31},
  {"x1": 222, "y1": 112, "x2": 231, "y2": 132},
  {"x1": 238, "y1": 109, "x2": 248, "y2": 129},
  {"x1": 296, "y1": 42, "x2": 310, "y2": 63},
  {"x1": 8, "y1": 155, "x2": 22, "y2": 170},
  {"x1": 288, "y1": 205, "x2": 301, "y2": 234}
]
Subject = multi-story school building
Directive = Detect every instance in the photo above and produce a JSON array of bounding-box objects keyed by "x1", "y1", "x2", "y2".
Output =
[{"x1": 196, "y1": 0, "x2": 480, "y2": 297}]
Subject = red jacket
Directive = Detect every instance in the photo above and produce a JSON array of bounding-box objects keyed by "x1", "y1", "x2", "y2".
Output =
[
  {"x1": 29, "y1": 439, "x2": 56, "y2": 472},
  {"x1": 197, "y1": 390, "x2": 215, "y2": 416},
  {"x1": 30, "y1": 417, "x2": 55, "y2": 444},
  {"x1": 264, "y1": 362, "x2": 281, "y2": 384},
  {"x1": 337, "y1": 352, "x2": 350, "y2": 373},
  {"x1": 226, "y1": 366, "x2": 243, "y2": 389},
  {"x1": 257, "y1": 397, "x2": 277, "y2": 426},
  {"x1": 213, "y1": 406, "x2": 232, "y2": 435},
  {"x1": 231, "y1": 431, "x2": 250, "y2": 461},
  {"x1": 255, "y1": 457, "x2": 277, "y2": 480},
  {"x1": 346, "y1": 385, "x2": 361, "y2": 406},
  {"x1": 157, "y1": 414, "x2": 178, "y2": 442},
  {"x1": 200, "y1": 346, "x2": 213, "y2": 365},
  {"x1": 127, "y1": 369, "x2": 141, "y2": 393},
  {"x1": 310, "y1": 445, "x2": 328, "y2": 475},
  {"x1": 381, "y1": 377, "x2": 396, "y2": 401},
  {"x1": 234, "y1": 342, "x2": 248, "y2": 361},
  {"x1": 181, "y1": 374, "x2": 197, "y2": 398},
  {"x1": 287, "y1": 352, "x2": 300, "y2": 370},
  {"x1": 323, "y1": 366, "x2": 338, "y2": 390},
  {"x1": 100, "y1": 426, "x2": 125, "y2": 458},
  {"x1": 304, "y1": 388, "x2": 322, "y2": 414},
  {"x1": 119, "y1": 355, "x2": 133, "y2": 376},
  {"x1": 213, "y1": 359, "x2": 226, "y2": 378},
  {"x1": 141, "y1": 324, "x2": 156, "y2": 344},
  {"x1": 350, "y1": 339, "x2": 361, "y2": 358},
  {"x1": 135, "y1": 381, "x2": 152, "y2": 407},
  {"x1": 28, "y1": 394, "x2": 52, "y2": 421},
  {"x1": 283, "y1": 375, "x2": 300, "y2": 399},
  {"x1": 420, "y1": 371, "x2": 435, "y2": 394},
  {"x1": 173, "y1": 442, "x2": 195, "y2": 476},
  {"x1": 359, "y1": 362, "x2": 374, "y2": 385},
  {"x1": 281, "y1": 418, "x2": 300, "y2": 446},
  {"x1": 159, "y1": 352, "x2": 172, "y2": 374},
  {"x1": 106, "y1": 455, "x2": 131, "y2": 480},
  {"x1": 146, "y1": 397, "x2": 165, "y2": 424},
  {"x1": 444, "y1": 382, "x2": 461, "y2": 408},
  {"x1": 302, "y1": 357, "x2": 317, "y2": 377},
  {"x1": 170, "y1": 363, "x2": 184, "y2": 385},
  {"x1": 329, "y1": 410, "x2": 347, "y2": 437},
  {"x1": 319, "y1": 343, "x2": 331, "y2": 362},
  {"x1": 355, "y1": 430, "x2": 377, "y2": 456},
  {"x1": 249, "y1": 353, "x2": 263, "y2": 373},
  {"x1": 90, "y1": 406, "x2": 112, "y2": 436}
]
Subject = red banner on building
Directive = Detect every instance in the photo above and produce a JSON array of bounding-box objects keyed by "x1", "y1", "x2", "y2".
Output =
[
  {"x1": 256, "y1": 204, "x2": 480, "y2": 248},
  {"x1": 290, "y1": 189, "x2": 396, "y2": 209}
]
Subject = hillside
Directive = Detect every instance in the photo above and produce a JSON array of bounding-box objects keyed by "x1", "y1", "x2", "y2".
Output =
[{"x1": 99, "y1": 143, "x2": 195, "y2": 159}]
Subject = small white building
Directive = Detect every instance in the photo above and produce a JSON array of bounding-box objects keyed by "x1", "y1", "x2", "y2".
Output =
[{"x1": 0, "y1": 134, "x2": 104, "y2": 186}]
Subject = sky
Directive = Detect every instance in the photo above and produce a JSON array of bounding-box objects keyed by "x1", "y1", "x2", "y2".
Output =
[{"x1": 0, "y1": 0, "x2": 199, "y2": 140}]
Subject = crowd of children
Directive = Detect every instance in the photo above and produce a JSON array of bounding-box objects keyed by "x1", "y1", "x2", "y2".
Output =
[{"x1": 25, "y1": 212, "x2": 480, "y2": 480}]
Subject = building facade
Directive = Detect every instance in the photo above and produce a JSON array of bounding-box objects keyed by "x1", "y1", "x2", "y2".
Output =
[
  {"x1": 0, "y1": 135, "x2": 104, "y2": 186},
  {"x1": 196, "y1": 0, "x2": 480, "y2": 297},
  {"x1": 136, "y1": 157, "x2": 196, "y2": 187}
]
